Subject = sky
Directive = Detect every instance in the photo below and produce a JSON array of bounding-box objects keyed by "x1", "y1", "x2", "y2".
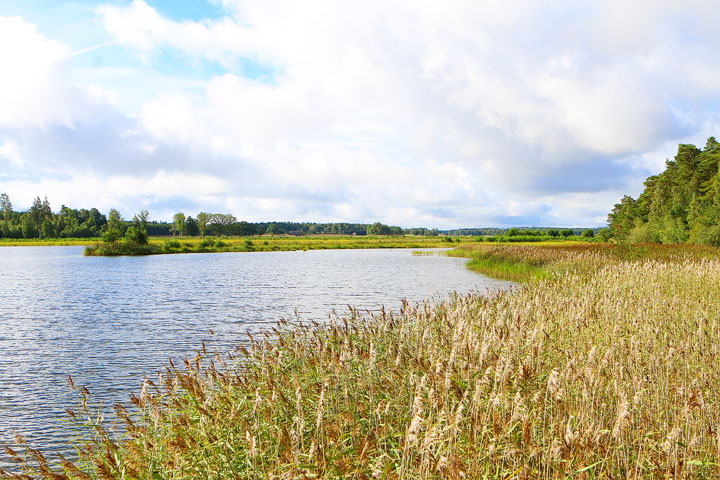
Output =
[{"x1": 2, "y1": 1, "x2": 720, "y2": 228}]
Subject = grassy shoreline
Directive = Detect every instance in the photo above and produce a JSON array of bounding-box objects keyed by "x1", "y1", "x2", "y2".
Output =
[
  {"x1": 449, "y1": 242, "x2": 720, "y2": 282},
  {"x1": 0, "y1": 237, "x2": 100, "y2": 246},
  {"x1": 2, "y1": 235, "x2": 596, "y2": 254},
  {"x1": 83, "y1": 235, "x2": 470, "y2": 256},
  {"x1": 5, "y1": 244, "x2": 720, "y2": 479}
]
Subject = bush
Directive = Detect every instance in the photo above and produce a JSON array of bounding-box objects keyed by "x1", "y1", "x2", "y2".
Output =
[
  {"x1": 162, "y1": 239, "x2": 182, "y2": 252},
  {"x1": 85, "y1": 242, "x2": 161, "y2": 256},
  {"x1": 627, "y1": 225, "x2": 654, "y2": 244},
  {"x1": 102, "y1": 228, "x2": 122, "y2": 243},
  {"x1": 125, "y1": 226, "x2": 148, "y2": 245},
  {"x1": 596, "y1": 228, "x2": 612, "y2": 242},
  {"x1": 199, "y1": 238, "x2": 216, "y2": 250},
  {"x1": 695, "y1": 225, "x2": 720, "y2": 246}
]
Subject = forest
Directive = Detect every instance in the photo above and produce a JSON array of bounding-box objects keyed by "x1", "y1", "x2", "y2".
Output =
[
  {"x1": 0, "y1": 195, "x2": 422, "y2": 239},
  {"x1": 609, "y1": 136, "x2": 720, "y2": 245},
  {"x1": 0, "y1": 194, "x2": 597, "y2": 240}
]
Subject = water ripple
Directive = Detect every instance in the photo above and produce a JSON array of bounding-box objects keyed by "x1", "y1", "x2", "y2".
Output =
[{"x1": 0, "y1": 246, "x2": 513, "y2": 460}]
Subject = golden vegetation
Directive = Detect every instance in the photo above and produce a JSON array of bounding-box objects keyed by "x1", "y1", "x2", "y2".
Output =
[
  {"x1": 4, "y1": 244, "x2": 720, "y2": 478},
  {"x1": 449, "y1": 243, "x2": 720, "y2": 282}
]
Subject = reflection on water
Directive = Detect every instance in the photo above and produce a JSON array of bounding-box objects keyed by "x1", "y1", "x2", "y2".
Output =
[{"x1": 0, "y1": 246, "x2": 513, "y2": 457}]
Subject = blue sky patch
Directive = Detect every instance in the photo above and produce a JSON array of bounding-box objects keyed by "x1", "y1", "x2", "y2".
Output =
[{"x1": 144, "y1": 0, "x2": 224, "y2": 22}]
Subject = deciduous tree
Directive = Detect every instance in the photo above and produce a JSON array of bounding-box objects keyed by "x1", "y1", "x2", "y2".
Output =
[
  {"x1": 209, "y1": 213, "x2": 236, "y2": 236},
  {"x1": 107, "y1": 209, "x2": 124, "y2": 233},
  {"x1": 0, "y1": 193, "x2": 12, "y2": 221},
  {"x1": 197, "y1": 212, "x2": 210, "y2": 237},
  {"x1": 172, "y1": 212, "x2": 186, "y2": 236},
  {"x1": 133, "y1": 210, "x2": 149, "y2": 230}
]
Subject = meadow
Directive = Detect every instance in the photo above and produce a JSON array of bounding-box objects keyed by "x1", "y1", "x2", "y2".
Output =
[
  {"x1": 0, "y1": 238, "x2": 101, "y2": 246},
  {"x1": 3, "y1": 243, "x2": 719, "y2": 479},
  {"x1": 82, "y1": 235, "x2": 470, "y2": 256},
  {"x1": 0, "y1": 234, "x2": 592, "y2": 256}
]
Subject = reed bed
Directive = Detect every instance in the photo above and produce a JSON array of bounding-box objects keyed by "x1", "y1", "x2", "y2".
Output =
[
  {"x1": 3, "y1": 246, "x2": 720, "y2": 479},
  {"x1": 449, "y1": 243, "x2": 720, "y2": 282}
]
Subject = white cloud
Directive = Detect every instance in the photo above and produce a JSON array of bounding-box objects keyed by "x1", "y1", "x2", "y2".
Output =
[
  {"x1": 0, "y1": 139, "x2": 24, "y2": 167},
  {"x1": 4, "y1": 2, "x2": 720, "y2": 227},
  {"x1": 96, "y1": 0, "x2": 255, "y2": 68},
  {"x1": 1, "y1": 171, "x2": 228, "y2": 218},
  {"x1": 84, "y1": 84, "x2": 119, "y2": 105},
  {"x1": 0, "y1": 17, "x2": 78, "y2": 127}
]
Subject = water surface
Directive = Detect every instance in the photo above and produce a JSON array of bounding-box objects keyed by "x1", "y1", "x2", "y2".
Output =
[{"x1": 0, "y1": 246, "x2": 513, "y2": 457}]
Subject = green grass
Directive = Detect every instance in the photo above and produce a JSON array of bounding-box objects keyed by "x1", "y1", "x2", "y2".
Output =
[
  {"x1": 0, "y1": 237, "x2": 100, "y2": 246},
  {"x1": 83, "y1": 235, "x2": 475, "y2": 256},
  {"x1": 2, "y1": 234, "x2": 587, "y2": 254},
  {"x1": 465, "y1": 255, "x2": 552, "y2": 282}
]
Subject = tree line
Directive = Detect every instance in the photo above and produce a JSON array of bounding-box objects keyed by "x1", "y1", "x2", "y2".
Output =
[
  {"x1": 608, "y1": 137, "x2": 720, "y2": 245},
  {"x1": 0, "y1": 196, "x2": 415, "y2": 239},
  {"x1": 0, "y1": 192, "x2": 607, "y2": 241},
  {"x1": 0, "y1": 195, "x2": 106, "y2": 239}
]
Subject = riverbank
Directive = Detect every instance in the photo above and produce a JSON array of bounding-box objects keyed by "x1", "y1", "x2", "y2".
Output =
[
  {"x1": 82, "y1": 234, "x2": 470, "y2": 256},
  {"x1": 5, "y1": 244, "x2": 720, "y2": 479},
  {"x1": 448, "y1": 242, "x2": 720, "y2": 282},
  {"x1": 0, "y1": 237, "x2": 100, "y2": 246},
  {"x1": 1, "y1": 235, "x2": 594, "y2": 256}
]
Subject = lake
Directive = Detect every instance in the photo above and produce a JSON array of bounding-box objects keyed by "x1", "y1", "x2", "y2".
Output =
[{"x1": 0, "y1": 246, "x2": 513, "y2": 459}]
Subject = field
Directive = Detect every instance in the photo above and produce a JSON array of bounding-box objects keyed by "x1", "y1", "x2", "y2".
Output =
[
  {"x1": 0, "y1": 238, "x2": 101, "y2": 246},
  {"x1": 4, "y1": 243, "x2": 720, "y2": 479},
  {"x1": 1, "y1": 235, "x2": 591, "y2": 255},
  {"x1": 78, "y1": 235, "x2": 468, "y2": 255}
]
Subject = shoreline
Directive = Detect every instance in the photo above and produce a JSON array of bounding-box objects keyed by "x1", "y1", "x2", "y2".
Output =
[
  {"x1": 7, "y1": 243, "x2": 720, "y2": 478},
  {"x1": 6, "y1": 243, "x2": 718, "y2": 478}
]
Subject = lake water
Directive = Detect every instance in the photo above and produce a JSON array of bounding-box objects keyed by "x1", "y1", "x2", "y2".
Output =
[{"x1": 0, "y1": 246, "x2": 513, "y2": 459}]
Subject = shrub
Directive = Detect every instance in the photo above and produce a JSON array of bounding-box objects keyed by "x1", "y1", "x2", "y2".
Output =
[
  {"x1": 627, "y1": 224, "x2": 654, "y2": 244},
  {"x1": 125, "y1": 226, "x2": 148, "y2": 245},
  {"x1": 695, "y1": 225, "x2": 720, "y2": 246},
  {"x1": 199, "y1": 238, "x2": 215, "y2": 250},
  {"x1": 162, "y1": 239, "x2": 181, "y2": 252},
  {"x1": 102, "y1": 228, "x2": 122, "y2": 244}
]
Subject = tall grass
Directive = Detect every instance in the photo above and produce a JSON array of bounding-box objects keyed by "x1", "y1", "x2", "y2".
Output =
[
  {"x1": 4, "y1": 245, "x2": 720, "y2": 478},
  {"x1": 449, "y1": 243, "x2": 720, "y2": 282}
]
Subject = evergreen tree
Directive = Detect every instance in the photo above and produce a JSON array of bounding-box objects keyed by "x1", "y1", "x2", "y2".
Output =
[{"x1": 609, "y1": 137, "x2": 720, "y2": 245}]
